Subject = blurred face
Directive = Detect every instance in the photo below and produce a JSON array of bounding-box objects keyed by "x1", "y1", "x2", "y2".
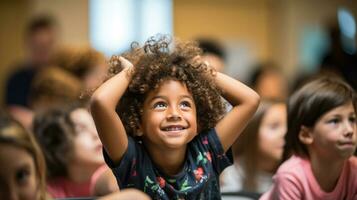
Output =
[
  {"x1": 0, "y1": 144, "x2": 38, "y2": 200},
  {"x1": 140, "y1": 80, "x2": 198, "y2": 150},
  {"x1": 70, "y1": 109, "x2": 104, "y2": 167},
  {"x1": 258, "y1": 103, "x2": 287, "y2": 162},
  {"x1": 27, "y1": 28, "x2": 57, "y2": 66},
  {"x1": 256, "y1": 71, "x2": 286, "y2": 100},
  {"x1": 308, "y1": 102, "x2": 356, "y2": 160},
  {"x1": 202, "y1": 54, "x2": 225, "y2": 72}
]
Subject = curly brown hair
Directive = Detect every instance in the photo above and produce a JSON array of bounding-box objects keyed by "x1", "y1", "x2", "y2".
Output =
[{"x1": 108, "y1": 36, "x2": 226, "y2": 136}]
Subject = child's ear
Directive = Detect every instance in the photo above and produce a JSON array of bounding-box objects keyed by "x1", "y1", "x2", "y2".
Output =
[{"x1": 298, "y1": 126, "x2": 313, "y2": 145}]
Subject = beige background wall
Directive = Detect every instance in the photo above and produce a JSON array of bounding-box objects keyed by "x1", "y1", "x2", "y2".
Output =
[
  {"x1": 1, "y1": 0, "x2": 356, "y2": 105},
  {"x1": 174, "y1": 0, "x2": 357, "y2": 78},
  {"x1": 30, "y1": 0, "x2": 89, "y2": 47},
  {"x1": 174, "y1": 0, "x2": 271, "y2": 60}
]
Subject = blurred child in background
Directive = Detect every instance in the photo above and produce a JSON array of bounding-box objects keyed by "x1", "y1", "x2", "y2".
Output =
[
  {"x1": 220, "y1": 99, "x2": 286, "y2": 194},
  {"x1": 55, "y1": 46, "x2": 108, "y2": 93},
  {"x1": 196, "y1": 38, "x2": 226, "y2": 73},
  {"x1": 33, "y1": 103, "x2": 118, "y2": 198},
  {"x1": 29, "y1": 66, "x2": 82, "y2": 112},
  {"x1": 249, "y1": 63, "x2": 287, "y2": 100},
  {"x1": 0, "y1": 111, "x2": 48, "y2": 200}
]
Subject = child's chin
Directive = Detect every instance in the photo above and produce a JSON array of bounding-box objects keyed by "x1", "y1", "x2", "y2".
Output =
[
  {"x1": 163, "y1": 141, "x2": 187, "y2": 149},
  {"x1": 337, "y1": 149, "x2": 356, "y2": 159}
]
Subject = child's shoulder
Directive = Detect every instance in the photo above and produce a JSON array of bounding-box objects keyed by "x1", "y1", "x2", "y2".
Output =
[{"x1": 276, "y1": 155, "x2": 306, "y2": 177}]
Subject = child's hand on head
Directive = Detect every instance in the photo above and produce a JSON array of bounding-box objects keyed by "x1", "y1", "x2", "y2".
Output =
[
  {"x1": 192, "y1": 55, "x2": 217, "y2": 74},
  {"x1": 119, "y1": 57, "x2": 134, "y2": 69}
]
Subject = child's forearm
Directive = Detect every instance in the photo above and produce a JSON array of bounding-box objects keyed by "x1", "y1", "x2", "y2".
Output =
[
  {"x1": 90, "y1": 58, "x2": 133, "y2": 162},
  {"x1": 215, "y1": 72, "x2": 259, "y2": 106},
  {"x1": 91, "y1": 67, "x2": 132, "y2": 110},
  {"x1": 214, "y1": 72, "x2": 260, "y2": 151}
]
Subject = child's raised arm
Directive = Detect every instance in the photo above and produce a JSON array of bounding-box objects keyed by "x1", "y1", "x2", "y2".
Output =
[
  {"x1": 215, "y1": 72, "x2": 260, "y2": 152},
  {"x1": 90, "y1": 57, "x2": 133, "y2": 163}
]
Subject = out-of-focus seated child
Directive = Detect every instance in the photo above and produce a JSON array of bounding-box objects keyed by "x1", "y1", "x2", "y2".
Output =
[
  {"x1": 32, "y1": 103, "x2": 118, "y2": 198},
  {"x1": 249, "y1": 63, "x2": 287, "y2": 100},
  {"x1": 29, "y1": 66, "x2": 82, "y2": 112},
  {"x1": 14, "y1": 66, "x2": 82, "y2": 130},
  {"x1": 220, "y1": 99, "x2": 287, "y2": 195},
  {"x1": 54, "y1": 46, "x2": 108, "y2": 93},
  {"x1": 196, "y1": 38, "x2": 226, "y2": 72},
  {"x1": 11, "y1": 66, "x2": 82, "y2": 130},
  {"x1": 0, "y1": 111, "x2": 48, "y2": 200}
]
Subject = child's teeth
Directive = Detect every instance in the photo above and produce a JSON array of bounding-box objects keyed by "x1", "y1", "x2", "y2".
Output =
[{"x1": 166, "y1": 127, "x2": 182, "y2": 131}]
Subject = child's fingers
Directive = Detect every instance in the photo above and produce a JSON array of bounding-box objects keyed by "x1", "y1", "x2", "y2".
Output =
[
  {"x1": 193, "y1": 56, "x2": 210, "y2": 67},
  {"x1": 119, "y1": 57, "x2": 134, "y2": 69}
]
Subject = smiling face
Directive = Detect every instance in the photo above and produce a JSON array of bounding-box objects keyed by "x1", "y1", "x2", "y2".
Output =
[
  {"x1": 140, "y1": 79, "x2": 198, "y2": 151},
  {"x1": 306, "y1": 102, "x2": 357, "y2": 160},
  {"x1": 0, "y1": 144, "x2": 38, "y2": 200}
]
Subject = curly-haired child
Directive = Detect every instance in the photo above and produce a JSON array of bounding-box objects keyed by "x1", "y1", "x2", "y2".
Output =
[{"x1": 90, "y1": 36, "x2": 260, "y2": 199}]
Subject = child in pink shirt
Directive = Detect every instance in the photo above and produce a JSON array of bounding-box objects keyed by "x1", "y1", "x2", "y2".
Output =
[
  {"x1": 261, "y1": 77, "x2": 357, "y2": 200},
  {"x1": 33, "y1": 103, "x2": 118, "y2": 198}
]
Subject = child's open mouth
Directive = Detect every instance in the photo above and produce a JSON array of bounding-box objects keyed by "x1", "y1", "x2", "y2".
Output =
[
  {"x1": 161, "y1": 125, "x2": 187, "y2": 137},
  {"x1": 161, "y1": 125, "x2": 186, "y2": 132}
]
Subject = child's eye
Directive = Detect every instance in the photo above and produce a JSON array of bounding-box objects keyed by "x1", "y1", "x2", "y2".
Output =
[
  {"x1": 180, "y1": 101, "x2": 191, "y2": 109},
  {"x1": 153, "y1": 102, "x2": 167, "y2": 110},
  {"x1": 349, "y1": 116, "x2": 356, "y2": 123},
  {"x1": 328, "y1": 118, "x2": 340, "y2": 124},
  {"x1": 268, "y1": 122, "x2": 280, "y2": 130},
  {"x1": 16, "y1": 168, "x2": 30, "y2": 185}
]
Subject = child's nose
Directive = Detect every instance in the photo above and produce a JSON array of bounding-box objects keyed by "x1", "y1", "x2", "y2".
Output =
[
  {"x1": 167, "y1": 107, "x2": 181, "y2": 121},
  {"x1": 343, "y1": 120, "x2": 355, "y2": 137}
]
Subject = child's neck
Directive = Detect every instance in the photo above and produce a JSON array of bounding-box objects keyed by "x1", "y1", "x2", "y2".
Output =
[
  {"x1": 67, "y1": 163, "x2": 101, "y2": 183},
  {"x1": 257, "y1": 156, "x2": 279, "y2": 174},
  {"x1": 309, "y1": 152, "x2": 345, "y2": 192},
  {"x1": 147, "y1": 145, "x2": 187, "y2": 176}
]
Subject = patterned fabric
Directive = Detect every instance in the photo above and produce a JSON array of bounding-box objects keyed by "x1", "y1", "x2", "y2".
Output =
[{"x1": 104, "y1": 128, "x2": 232, "y2": 200}]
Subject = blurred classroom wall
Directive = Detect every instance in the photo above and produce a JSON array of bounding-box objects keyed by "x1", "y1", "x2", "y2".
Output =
[
  {"x1": 0, "y1": 0, "x2": 356, "y2": 105},
  {"x1": 174, "y1": 0, "x2": 357, "y2": 78}
]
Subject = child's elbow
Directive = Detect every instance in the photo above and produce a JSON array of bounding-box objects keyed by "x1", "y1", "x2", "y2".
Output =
[
  {"x1": 90, "y1": 93, "x2": 107, "y2": 112},
  {"x1": 250, "y1": 91, "x2": 261, "y2": 109}
]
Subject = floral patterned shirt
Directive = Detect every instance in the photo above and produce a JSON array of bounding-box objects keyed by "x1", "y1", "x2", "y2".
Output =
[{"x1": 104, "y1": 128, "x2": 232, "y2": 200}]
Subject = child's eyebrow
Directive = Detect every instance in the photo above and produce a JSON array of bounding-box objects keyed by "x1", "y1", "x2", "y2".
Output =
[
  {"x1": 180, "y1": 95, "x2": 194, "y2": 100},
  {"x1": 16, "y1": 162, "x2": 32, "y2": 171},
  {"x1": 148, "y1": 95, "x2": 194, "y2": 102},
  {"x1": 148, "y1": 95, "x2": 167, "y2": 102},
  {"x1": 327, "y1": 112, "x2": 356, "y2": 118}
]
